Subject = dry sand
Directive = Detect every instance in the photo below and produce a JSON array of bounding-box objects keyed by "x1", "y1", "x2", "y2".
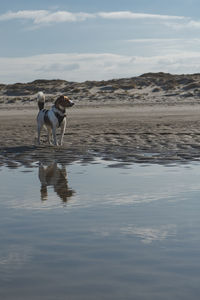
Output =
[{"x1": 1, "y1": 102, "x2": 200, "y2": 168}]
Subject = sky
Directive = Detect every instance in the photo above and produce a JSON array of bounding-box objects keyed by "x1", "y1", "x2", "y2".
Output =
[{"x1": 1, "y1": 0, "x2": 200, "y2": 83}]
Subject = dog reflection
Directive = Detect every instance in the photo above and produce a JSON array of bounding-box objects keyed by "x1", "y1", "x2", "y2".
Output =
[{"x1": 38, "y1": 163, "x2": 74, "y2": 202}]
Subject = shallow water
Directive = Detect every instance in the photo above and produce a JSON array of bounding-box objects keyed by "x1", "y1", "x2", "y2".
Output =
[{"x1": 1, "y1": 160, "x2": 200, "y2": 299}]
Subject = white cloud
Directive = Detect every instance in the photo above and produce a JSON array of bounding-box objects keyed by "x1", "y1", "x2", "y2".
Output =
[
  {"x1": 125, "y1": 38, "x2": 200, "y2": 56},
  {"x1": 97, "y1": 11, "x2": 185, "y2": 21},
  {"x1": 187, "y1": 20, "x2": 200, "y2": 28},
  {"x1": 0, "y1": 10, "x2": 49, "y2": 22},
  {"x1": 34, "y1": 11, "x2": 95, "y2": 24},
  {"x1": 0, "y1": 9, "x2": 187, "y2": 26},
  {"x1": 167, "y1": 19, "x2": 200, "y2": 30},
  {"x1": 0, "y1": 10, "x2": 95, "y2": 24},
  {"x1": 1, "y1": 51, "x2": 200, "y2": 84},
  {"x1": 2, "y1": 9, "x2": 200, "y2": 35}
]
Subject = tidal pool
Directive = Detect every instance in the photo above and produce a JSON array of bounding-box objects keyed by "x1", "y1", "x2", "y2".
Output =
[{"x1": 1, "y1": 160, "x2": 200, "y2": 299}]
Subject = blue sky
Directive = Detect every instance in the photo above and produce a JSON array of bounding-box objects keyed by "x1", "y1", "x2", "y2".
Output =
[{"x1": 1, "y1": 0, "x2": 200, "y2": 83}]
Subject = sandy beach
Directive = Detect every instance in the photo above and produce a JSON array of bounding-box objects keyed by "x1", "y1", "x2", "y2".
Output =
[
  {"x1": 1, "y1": 101, "x2": 200, "y2": 167},
  {"x1": 1, "y1": 73, "x2": 200, "y2": 167}
]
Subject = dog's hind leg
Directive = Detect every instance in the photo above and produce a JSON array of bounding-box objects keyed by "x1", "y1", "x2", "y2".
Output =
[{"x1": 47, "y1": 126, "x2": 53, "y2": 144}]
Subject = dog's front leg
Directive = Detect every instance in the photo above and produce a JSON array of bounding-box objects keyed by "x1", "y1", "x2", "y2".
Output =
[
  {"x1": 52, "y1": 126, "x2": 58, "y2": 146},
  {"x1": 60, "y1": 118, "x2": 66, "y2": 146},
  {"x1": 37, "y1": 123, "x2": 43, "y2": 145}
]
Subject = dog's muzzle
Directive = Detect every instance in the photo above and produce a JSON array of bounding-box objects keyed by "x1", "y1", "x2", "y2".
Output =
[{"x1": 69, "y1": 100, "x2": 74, "y2": 107}]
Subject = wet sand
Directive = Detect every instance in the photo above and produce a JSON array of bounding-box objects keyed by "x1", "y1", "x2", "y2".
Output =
[{"x1": 1, "y1": 103, "x2": 200, "y2": 167}]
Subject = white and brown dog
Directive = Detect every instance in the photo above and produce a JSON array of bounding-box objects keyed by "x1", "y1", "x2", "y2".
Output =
[{"x1": 37, "y1": 92, "x2": 74, "y2": 146}]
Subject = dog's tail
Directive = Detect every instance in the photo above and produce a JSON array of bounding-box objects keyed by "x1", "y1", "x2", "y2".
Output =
[{"x1": 37, "y1": 91, "x2": 45, "y2": 110}]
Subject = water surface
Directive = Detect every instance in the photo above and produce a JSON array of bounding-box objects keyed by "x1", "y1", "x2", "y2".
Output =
[{"x1": 1, "y1": 160, "x2": 200, "y2": 299}]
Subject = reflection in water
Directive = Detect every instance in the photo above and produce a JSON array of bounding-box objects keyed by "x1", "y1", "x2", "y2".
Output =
[
  {"x1": 120, "y1": 224, "x2": 176, "y2": 244},
  {"x1": 2, "y1": 161, "x2": 200, "y2": 299},
  {"x1": 38, "y1": 163, "x2": 75, "y2": 202}
]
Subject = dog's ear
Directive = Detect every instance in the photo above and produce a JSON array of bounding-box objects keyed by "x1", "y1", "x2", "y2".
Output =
[
  {"x1": 56, "y1": 95, "x2": 64, "y2": 102},
  {"x1": 55, "y1": 96, "x2": 64, "y2": 107}
]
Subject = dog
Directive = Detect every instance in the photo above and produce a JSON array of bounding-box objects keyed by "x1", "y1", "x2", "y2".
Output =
[
  {"x1": 37, "y1": 91, "x2": 74, "y2": 146},
  {"x1": 38, "y1": 162, "x2": 75, "y2": 202}
]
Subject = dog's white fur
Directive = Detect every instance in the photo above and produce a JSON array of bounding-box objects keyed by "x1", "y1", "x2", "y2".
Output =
[
  {"x1": 37, "y1": 91, "x2": 45, "y2": 103},
  {"x1": 37, "y1": 92, "x2": 74, "y2": 146}
]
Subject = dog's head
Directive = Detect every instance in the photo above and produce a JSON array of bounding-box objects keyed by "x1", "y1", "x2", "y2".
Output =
[{"x1": 55, "y1": 96, "x2": 74, "y2": 110}]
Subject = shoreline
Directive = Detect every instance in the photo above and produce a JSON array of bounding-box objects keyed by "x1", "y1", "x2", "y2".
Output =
[{"x1": 1, "y1": 102, "x2": 200, "y2": 167}]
